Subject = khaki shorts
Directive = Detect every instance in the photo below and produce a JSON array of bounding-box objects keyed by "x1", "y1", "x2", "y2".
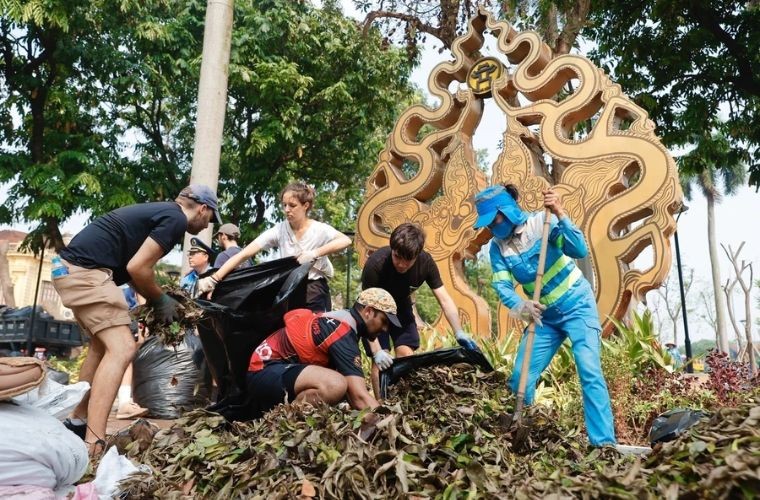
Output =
[{"x1": 52, "y1": 259, "x2": 132, "y2": 336}]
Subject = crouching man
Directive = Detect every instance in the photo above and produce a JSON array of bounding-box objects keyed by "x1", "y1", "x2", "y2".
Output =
[{"x1": 246, "y1": 288, "x2": 401, "y2": 414}]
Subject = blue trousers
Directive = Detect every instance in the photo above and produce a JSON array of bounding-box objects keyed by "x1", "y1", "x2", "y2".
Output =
[{"x1": 510, "y1": 282, "x2": 616, "y2": 446}]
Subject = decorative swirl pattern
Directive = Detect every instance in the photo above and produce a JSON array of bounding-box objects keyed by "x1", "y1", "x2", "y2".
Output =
[{"x1": 356, "y1": 9, "x2": 682, "y2": 338}]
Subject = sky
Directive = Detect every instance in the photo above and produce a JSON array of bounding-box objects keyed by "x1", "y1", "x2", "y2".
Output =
[{"x1": 2, "y1": 2, "x2": 758, "y2": 346}]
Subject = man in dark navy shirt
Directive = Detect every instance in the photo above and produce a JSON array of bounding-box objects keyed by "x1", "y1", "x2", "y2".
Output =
[
  {"x1": 213, "y1": 223, "x2": 251, "y2": 269},
  {"x1": 246, "y1": 288, "x2": 400, "y2": 415},
  {"x1": 54, "y1": 184, "x2": 222, "y2": 455}
]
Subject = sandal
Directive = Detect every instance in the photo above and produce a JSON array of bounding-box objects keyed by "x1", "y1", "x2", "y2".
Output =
[{"x1": 116, "y1": 401, "x2": 149, "y2": 420}]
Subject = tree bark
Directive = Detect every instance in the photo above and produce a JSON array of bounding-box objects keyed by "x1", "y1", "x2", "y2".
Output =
[
  {"x1": 706, "y1": 193, "x2": 729, "y2": 352},
  {"x1": 0, "y1": 240, "x2": 16, "y2": 307}
]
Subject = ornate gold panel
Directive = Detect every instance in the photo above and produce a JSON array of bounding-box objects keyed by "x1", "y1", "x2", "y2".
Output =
[{"x1": 356, "y1": 10, "x2": 682, "y2": 338}]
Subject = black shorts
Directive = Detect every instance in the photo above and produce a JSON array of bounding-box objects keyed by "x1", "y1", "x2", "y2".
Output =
[
  {"x1": 306, "y1": 278, "x2": 331, "y2": 313},
  {"x1": 361, "y1": 320, "x2": 419, "y2": 355},
  {"x1": 246, "y1": 362, "x2": 307, "y2": 414}
]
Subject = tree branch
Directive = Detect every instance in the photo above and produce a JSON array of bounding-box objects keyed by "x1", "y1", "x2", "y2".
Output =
[
  {"x1": 687, "y1": 3, "x2": 760, "y2": 97},
  {"x1": 362, "y1": 10, "x2": 443, "y2": 45}
]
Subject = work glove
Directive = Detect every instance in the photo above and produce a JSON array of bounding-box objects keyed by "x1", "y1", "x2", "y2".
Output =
[
  {"x1": 152, "y1": 293, "x2": 182, "y2": 325},
  {"x1": 455, "y1": 330, "x2": 479, "y2": 351},
  {"x1": 297, "y1": 250, "x2": 318, "y2": 265},
  {"x1": 510, "y1": 300, "x2": 546, "y2": 326},
  {"x1": 197, "y1": 276, "x2": 218, "y2": 294},
  {"x1": 373, "y1": 350, "x2": 394, "y2": 371}
]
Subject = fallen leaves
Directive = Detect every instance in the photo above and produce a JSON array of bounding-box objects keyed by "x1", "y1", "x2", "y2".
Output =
[{"x1": 116, "y1": 365, "x2": 760, "y2": 498}]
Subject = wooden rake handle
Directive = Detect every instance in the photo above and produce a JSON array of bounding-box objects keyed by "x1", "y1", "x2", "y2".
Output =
[{"x1": 512, "y1": 207, "x2": 553, "y2": 424}]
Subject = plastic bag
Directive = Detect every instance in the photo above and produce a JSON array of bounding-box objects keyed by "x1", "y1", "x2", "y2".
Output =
[
  {"x1": 12, "y1": 378, "x2": 90, "y2": 420},
  {"x1": 132, "y1": 335, "x2": 210, "y2": 419},
  {"x1": 649, "y1": 408, "x2": 707, "y2": 445},
  {"x1": 378, "y1": 347, "x2": 495, "y2": 398},
  {"x1": 0, "y1": 402, "x2": 88, "y2": 491},
  {"x1": 195, "y1": 257, "x2": 310, "y2": 402},
  {"x1": 93, "y1": 447, "x2": 141, "y2": 499}
]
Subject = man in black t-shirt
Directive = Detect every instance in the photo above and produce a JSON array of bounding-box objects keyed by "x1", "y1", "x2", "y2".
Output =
[
  {"x1": 54, "y1": 184, "x2": 222, "y2": 456},
  {"x1": 361, "y1": 223, "x2": 477, "y2": 397},
  {"x1": 245, "y1": 288, "x2": 400, "y2": 416}
]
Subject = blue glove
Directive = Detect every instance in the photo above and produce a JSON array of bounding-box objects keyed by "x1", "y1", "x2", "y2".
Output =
[{"x1": 455, "y1": 330, "x2": 479, "y2": 351}]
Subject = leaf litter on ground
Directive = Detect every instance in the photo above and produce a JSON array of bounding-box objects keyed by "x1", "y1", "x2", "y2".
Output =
[{"x1": 116, "y1": 364, "x2": 760, "y2": 499}]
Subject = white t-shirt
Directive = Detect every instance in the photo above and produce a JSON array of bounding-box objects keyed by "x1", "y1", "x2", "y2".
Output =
[{"x1": 253, "y1": 220, "x2": 341, "y2": 280}]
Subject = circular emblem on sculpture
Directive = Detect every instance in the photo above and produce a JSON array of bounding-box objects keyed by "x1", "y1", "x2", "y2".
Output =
[{"x1": 467, "y1": 57, "x2": 503, "y2": 96}]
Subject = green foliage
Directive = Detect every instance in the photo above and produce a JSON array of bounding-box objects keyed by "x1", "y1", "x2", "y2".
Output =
[
  {"x1": 0, "y1": 0, "x2": 196, "y2": 251},
  {"x1": 0, "y1": 0, "x2": 414, "y2": 251},
  {"x1": 690, "y1": 339, "x2": 717, "y2": 359},
  {"x1": 587, "y1": 0, "x2": 760, "y2": 187},
  {"x1": 220, "y1": 0, "x2": 414, "y2": 240},
  {"x1": 607, "y1": 309, "x2": 672, "y2": 373}
]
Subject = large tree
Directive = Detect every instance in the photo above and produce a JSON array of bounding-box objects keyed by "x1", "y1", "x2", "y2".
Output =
[
  {"x1": 0, "y1": 0, "x2": 195, "y2": 252},
  {"x1": 680, "y1": 133, "x2": 746, "y2": 353},
  {"x1": 220, "y1": 0, "x2": 414, "y2": 235},
  {"x1": 588, "y1": 0, "x2": 760, "y2": 188},
  {"x1": 0, "y1": 0, "x2": 414, "y2": 249}
]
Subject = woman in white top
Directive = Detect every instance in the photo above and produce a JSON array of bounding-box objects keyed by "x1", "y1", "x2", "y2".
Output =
[{"x1": 197, "y1": 181, "x2": 352, "y2": 311}]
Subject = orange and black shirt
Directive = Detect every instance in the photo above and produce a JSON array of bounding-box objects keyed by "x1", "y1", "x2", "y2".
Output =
[{"x1": 248, "y1": 308, "x2": 364, "y2": 378}]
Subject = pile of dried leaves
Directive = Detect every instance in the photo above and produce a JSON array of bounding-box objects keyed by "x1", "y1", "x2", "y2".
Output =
[
  {"x1": 137, "y1": 287, "x2": 204, "y2": 347},
  {"x1": 117, "y1": 365, "x2": 760, "y2": 499}
]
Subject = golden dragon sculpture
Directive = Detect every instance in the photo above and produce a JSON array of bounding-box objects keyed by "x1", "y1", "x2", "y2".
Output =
[{"x1": 356, "y1": 10, "x2": 682, "y2": 338}]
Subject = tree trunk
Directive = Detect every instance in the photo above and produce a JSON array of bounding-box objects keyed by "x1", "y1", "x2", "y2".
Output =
[
  {"x1": 0, "y1": 240, "x2": 16, "y2": 307},
  {"x1": 706, "y1": 194, "x2": 729, "y2": 352}
]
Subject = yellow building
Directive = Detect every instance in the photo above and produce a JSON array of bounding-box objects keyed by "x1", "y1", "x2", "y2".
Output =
[{"x1": 0, "y1": 230, "x2": 72, "y2": 320}]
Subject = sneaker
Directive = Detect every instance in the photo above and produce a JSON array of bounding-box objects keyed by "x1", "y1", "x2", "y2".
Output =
[
  {"x1": 116, "y1": 401, "x2": 149, "y2": 420},
  {"x1": 62, "y1": 418, "x2": 86, "y2": 440}
]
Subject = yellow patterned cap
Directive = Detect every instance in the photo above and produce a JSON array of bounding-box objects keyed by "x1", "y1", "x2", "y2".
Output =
[{"x1": 357, "y1": 288, "x2": 401, "y2": 327}]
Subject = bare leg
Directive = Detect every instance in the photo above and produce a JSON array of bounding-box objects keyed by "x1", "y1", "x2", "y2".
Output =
[
  {"x1": 293, "y1": 365, "x2": 347, "y2": 406},
  {"x1": 83, "y1": 324, "x2": 136, "y2": 454},
  {"x1": 70, "y1": 335, "x2": 106, "y2": 420}
]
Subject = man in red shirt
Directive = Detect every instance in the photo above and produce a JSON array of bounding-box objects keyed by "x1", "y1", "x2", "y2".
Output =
[{"x1": 247, "y1": 288, "x2": 400, "y2": 414}]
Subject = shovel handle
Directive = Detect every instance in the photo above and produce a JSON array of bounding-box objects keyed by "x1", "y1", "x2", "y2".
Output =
[{"x1": 512, "y1": 207, "x2": 552, "y2": 424}]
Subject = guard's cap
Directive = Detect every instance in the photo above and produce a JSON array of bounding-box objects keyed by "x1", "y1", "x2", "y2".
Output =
[
  {"x1": 188, "y1": 245, "x2": 208, "y2": 255},
  {"x1": 473, "y1": 185, "x2": 527, "y2": 229},
  {"x1": 214, "y1": 223, "x2": 241, "y2": 239},
  {"x1": 357, "y1": 288, "x2": 401, "y2": 327},
  {"x1": 179, "y1": 184, "x2": 222, "y2": 224}
]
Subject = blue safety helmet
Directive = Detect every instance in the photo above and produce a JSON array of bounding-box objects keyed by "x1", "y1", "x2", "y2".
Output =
[{"x1": 473, "y1": 185, "x2": 527, "y2": 229}]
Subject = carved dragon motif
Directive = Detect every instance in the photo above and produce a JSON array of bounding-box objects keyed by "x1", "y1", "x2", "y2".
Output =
[{"x1": 356, "y1": 10, "x2": 682, "y2": 338}]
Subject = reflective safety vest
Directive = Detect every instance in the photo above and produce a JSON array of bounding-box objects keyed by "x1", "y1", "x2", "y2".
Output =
[{"x1": 490, "y1": 211, "x2": 587, "y2": 310}]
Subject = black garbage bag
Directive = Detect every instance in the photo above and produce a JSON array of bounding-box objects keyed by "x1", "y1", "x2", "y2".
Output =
[
  {"x1": 132, "y1": 335, "x2": 211, "y2": 419},
  {"x1": 195, "y1": 257, "x2": 310, "y2": 404},
  {"x1": 379, "y1": 347, "x2": 495, "y2": 398},
  {"x1": 649, "y1": 408, "x2": 707, "y2": 445}
]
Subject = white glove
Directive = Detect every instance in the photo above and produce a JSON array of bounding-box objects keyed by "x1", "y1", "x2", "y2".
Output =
[
  {"x1": 510, "y1": 300, "x2": 546, "y2": 326},
  {"x1": 373, "y1": 350, "x2": 394, "y2": 371},
  {"x1": 197, "y1": 276, "x2": 219, "y2": 294},
  {"x1": 297, "y1": 250, "x2": 318, "y2": 265}
]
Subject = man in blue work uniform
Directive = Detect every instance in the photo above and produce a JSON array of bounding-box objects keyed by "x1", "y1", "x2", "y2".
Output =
[{"x1": 473, "y1": 184, "x2": 616, "y2": 447}]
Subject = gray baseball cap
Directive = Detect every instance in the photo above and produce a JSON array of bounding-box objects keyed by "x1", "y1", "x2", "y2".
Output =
[
  {"x1": 214, "y1": 223, "x2": 241, "y2": 239},
  {"x1": 180, "y1": 184, "x2": 222, "y2": 224}
]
